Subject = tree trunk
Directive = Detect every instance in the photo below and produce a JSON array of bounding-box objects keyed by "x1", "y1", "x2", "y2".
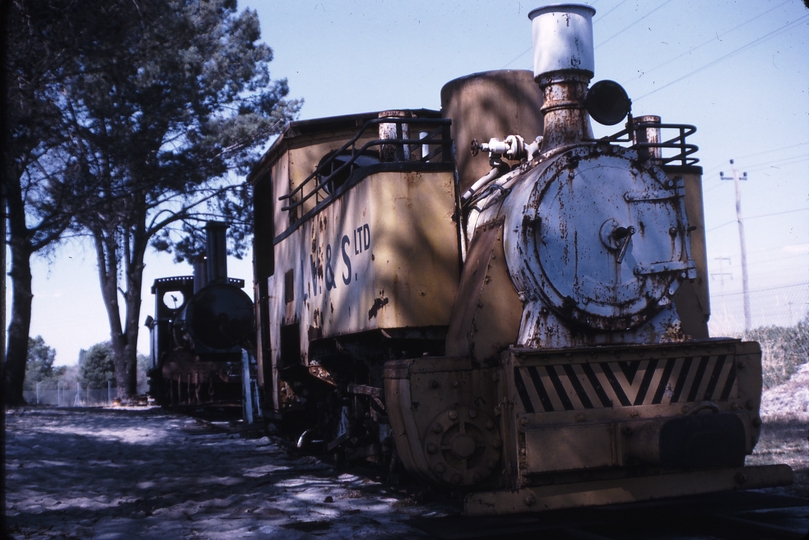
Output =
[
  {"x1": 93, "y1": 224, "x2": 147, "y2": 402},
  {"x1": 122, "y1": 244, "x2": 145, "y2": 398},
  {"x1": 4, "y1": 177, "x2": 34, "y2": 406},
  {"x1": 93, "y1": 227, "x2": 130, "y2": 400},
  {"x1": 5, "y1": 242, "x2": 34, "y2": 406}
]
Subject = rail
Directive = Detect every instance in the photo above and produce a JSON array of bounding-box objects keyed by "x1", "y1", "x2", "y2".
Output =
[
  {"x1": 600, "y1": 116, "x2": 699, "y2": 167},
  {"x1": 278, "y1": 116, "x2": 453, "y2": 217}
]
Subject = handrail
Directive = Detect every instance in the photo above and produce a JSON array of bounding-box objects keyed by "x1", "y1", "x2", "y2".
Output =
[
  {"x1": 279, "y1": 116, "x2": 453, "y2": 216},
  {"x1": 598, "y1": 117, "x2": 699, "y2": 168}
]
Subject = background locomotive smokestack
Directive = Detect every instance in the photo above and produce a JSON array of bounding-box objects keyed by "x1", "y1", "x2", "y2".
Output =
[
  {"x1": 193, "y1": 257, "x2": 208, "y2": 293},
  {"x1": 205, "y1": 221, "x2": 228, "y2": 284},
  {"x1": 528, "y1": 4, "x2": 596, "y2": 152}
]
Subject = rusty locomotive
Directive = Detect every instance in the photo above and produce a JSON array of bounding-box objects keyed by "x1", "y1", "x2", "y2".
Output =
[
  {"x1": 247, "y1": 4, "x2": 792, "y2": 514},
  {"x1": 146, "y1": 221, "x2": 258, "y2": 418}
]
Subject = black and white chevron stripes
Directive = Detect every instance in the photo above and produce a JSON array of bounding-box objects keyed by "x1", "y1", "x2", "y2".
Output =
[{"x1": 513, "y1": 355, "x2": 737, "y2": 413}]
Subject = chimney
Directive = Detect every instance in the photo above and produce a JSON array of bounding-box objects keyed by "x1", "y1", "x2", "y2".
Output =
[
  {"x1": 528, "y1": 4, "x2": 596, "y2": 152},
  {"x1": 205, "y1": 221, "x2": 228, "y2": 284},
  {"x1": 193, "y1": 257, "x2": 208, "y2": 293}
]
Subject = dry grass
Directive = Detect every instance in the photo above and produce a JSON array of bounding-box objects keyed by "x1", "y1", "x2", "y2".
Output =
[
  {"x1": 748, "y1": 414, "x2": 809, "y2": 498},
  {"x1": 749, "y1": 361, "x2": 809, "y2": 499}
]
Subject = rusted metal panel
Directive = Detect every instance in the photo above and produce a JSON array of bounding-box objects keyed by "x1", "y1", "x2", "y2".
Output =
[
  {"x1": 441, "y1": 70, "x2": 545, "y2": 194},
  {"x1": 271, "y1": 155, "x2": 291, "y2": 236},
  {"x1": 494, "y1": 144, "x2": 697, "y2": 348},
  {"x1": 268, "y1": 169, "x2": 459, "y2": 364},
  {"x1": 383, "y1": 356, "x2": 503, "y2": 488},
  {"x1": 500, "y1": 340, "x2": 762, "y2": 486},
  {"x1": 673, "y1": 170, "x2": 710, "y2": 338},
  {"x1": 464, "y1": 465, "x2": 794, "y2": 516},
  {"x1": 538, "y1": 75, "x2": 595, "y2": 151},
  {"x1": 287, "y1": 136, "x2": 376, "y2": 216},
  {"x1": 524, "y1": 424, "x2": 615, "y2": 472},
  {"x1": 445, "y1": 218, "x2": 522, "y2": 361}
]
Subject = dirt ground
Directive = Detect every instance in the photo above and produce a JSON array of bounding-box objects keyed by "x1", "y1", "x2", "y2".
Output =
[
  {"x1": 749, "y1": 362, "x2": 809, "y2": 499},
  {"x1": 4, "y1": 408, "x2": 447, "y2": 539},
  {"x1": 4, "y1": 365, "x2": 808, "y2": 540}
]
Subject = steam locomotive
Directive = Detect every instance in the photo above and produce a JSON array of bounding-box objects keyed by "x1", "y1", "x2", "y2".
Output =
[
  {"x1": 146, "y1": 221, "x2": 258, "y2": 419},
  {"x1": 247, "y1": 4, "x2": 792, "y2": 515}
]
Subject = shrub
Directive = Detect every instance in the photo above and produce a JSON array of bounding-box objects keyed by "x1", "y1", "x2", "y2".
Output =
[
  {"x1": 743, "y1": 319, "x2": 809, "y2": 389},
  {"x1": 24, "y1": 336, "x2": 66, "y2": 390},
  {"x1": 79, "y1": 342, "x2": 116, "y2": 388}
]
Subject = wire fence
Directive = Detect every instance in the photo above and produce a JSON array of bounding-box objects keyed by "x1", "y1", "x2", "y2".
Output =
[
  {"x1": 709, "y1": 281, "x2": 809, "y2": 388},
  {"x1": 709, "y1": 281, "x2": 809, "y2": 336},
  {"x1": 23, "y1": 382, "x2": 149, "y2": 407}
]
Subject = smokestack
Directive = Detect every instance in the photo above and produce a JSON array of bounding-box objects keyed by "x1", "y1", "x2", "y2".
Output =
[
  {"x1": 205, "y1": 221, "x2": 228, "y2": 284},
  {"x1": 528, "y1": 4, "x2": 596, "y2": 152},
  {"x1": 193, "y1": 257, "x2": 208, "y2": 293}
]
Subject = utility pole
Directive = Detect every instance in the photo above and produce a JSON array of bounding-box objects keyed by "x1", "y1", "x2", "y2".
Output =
[{"x1": 720, "y1": 160, "x2": 751, "y2": 331}]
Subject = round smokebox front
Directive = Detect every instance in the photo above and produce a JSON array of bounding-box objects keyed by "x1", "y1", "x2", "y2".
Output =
[{"x1": 514, "y1": 146, "x2": 690, "y2": 331}]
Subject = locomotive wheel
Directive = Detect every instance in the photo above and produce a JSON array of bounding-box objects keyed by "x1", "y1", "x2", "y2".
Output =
[{"x1": 423, "y1": 406, "x2": 502, "y2": 486}]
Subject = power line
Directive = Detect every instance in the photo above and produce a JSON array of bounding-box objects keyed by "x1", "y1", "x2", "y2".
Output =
[
  {"x1": 502, "y1": 45, "x2": 532, "y2": 69},
  {"x1": 702, "y1": 150, "x2": 809, "y2": 193},
  {"x1": 627, "y1": 0, "x2": 792, "y2": 82},
  {"x1": 725, "y1": 141, "x2": 809, "y2": 163},
  {"x1": 592, "y1": 0, "x2": 631, "y2": 24},
  {"x1": 704, "y1": 142, "x2": 809, "y2": 177},
  {"x1": 711, "y1": 281, "x2": 809, "y2": 298},
  {"x1": 719, "y1": 252, "x2": 809, "y2": 270},
  {"x1": 635, "y1": 14, "x2": 809, "y2": 101},
  {"x1": 501, "y1": 0, "x2": 665, "y2": 69},
  {"x1": 703, "y1": 153, "x2": 809, "y2": 192},
  {"x1": 744, "y1": 242, "x2": 809, "y2": 258},
  {"x1": 703, "y1": 181, "x2": 733, "y2": 194},
  {"x1": 595, "y1": 0, "x2": 674, "y2": 49},
  {"x1": 712, "y1": 248, "x2": 809, "y2": 265},
  {"x1": 744, "y1": 155, "x2": 809, "y2": 173},
  {"x1": 704, "y1": 163, "x2": 808, "y2": 193},
  {"x1": 706, "y1": 207, "x2": 809, "y2": 233}
]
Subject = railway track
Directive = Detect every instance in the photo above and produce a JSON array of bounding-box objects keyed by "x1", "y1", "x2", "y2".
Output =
[{"x1": 407, "y1": 490, "x2": 809, "y2": 539}]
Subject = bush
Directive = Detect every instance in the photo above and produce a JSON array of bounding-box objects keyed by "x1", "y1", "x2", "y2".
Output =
[
  {"x1": 80, "y1": 342, "x2": 116, "y2": 388},
  {"x1": 24, "y1": 336, "x2": 66, "y2": 390},
  {"x1": 743, "y1": 319, "x2": 809, "y2": 389}
]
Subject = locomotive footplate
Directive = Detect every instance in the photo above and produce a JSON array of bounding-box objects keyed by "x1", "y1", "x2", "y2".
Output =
[{"x1": 463, "y1": 464, "x2": 794, "y2": 516}]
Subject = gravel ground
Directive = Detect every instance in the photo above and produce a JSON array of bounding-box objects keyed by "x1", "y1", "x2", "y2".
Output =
[
  {"x1": 5, "y1": 365, "x2": 808, "y2": 540},
  {"x1": 4, "y1": 408, "x2": 449, "y2": 539}
]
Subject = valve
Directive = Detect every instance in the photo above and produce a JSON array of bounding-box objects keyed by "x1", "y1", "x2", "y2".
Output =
[{"x1": 470, "y1": 135, "x2": 541, "y2": 161}]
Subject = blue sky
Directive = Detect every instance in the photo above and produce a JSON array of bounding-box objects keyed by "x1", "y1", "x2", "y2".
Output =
[{"x1": 13, "y1": 0, "x2": 809, "y2": 365}]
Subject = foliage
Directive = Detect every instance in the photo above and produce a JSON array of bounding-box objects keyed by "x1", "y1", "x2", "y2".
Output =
[
  {"x1": 64, "y1": 0, "x2": 300, "y2": 260},
  {"x1": 23, "y1": 336, "x2": 66, "y2": 390},
  {"x1": 79, "y1": 342, "x2": 116, "y2": 388},
  {"x1": 45, "y1": 0, "x2": 300, "y2": 399},
  {"x1": 137, "y1": 353, "x2": 150, "y2": 389},
  {"x1": 743, "y1": 318, "x2": 809, "y2": 389}
]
